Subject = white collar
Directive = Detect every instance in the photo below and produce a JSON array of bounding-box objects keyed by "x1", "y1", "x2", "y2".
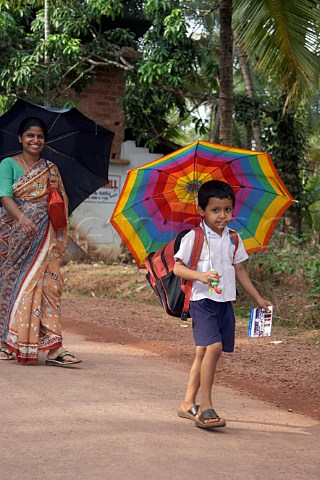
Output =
[{"x1": 202, "y1": 222, "x2": 230, "y2": 238}]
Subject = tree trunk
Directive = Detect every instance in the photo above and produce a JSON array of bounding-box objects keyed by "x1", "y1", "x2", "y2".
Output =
[
  {"x1": 234, "y1": 35, "x2": 263, "y2": 151},
  {"x1": 219, "y1": 0, "x2": 233, "y2": 145},
  {"x1": 210, "y1": 103, "x2": 220, "y2": 143},
  {"x1": 246, "y1": 122, "x2": 253, "y2": 150}
]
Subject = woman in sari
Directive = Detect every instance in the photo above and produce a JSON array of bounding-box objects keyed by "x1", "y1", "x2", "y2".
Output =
[{"x1": 0, "y1": 117, "x2": 81, "y2": 366}]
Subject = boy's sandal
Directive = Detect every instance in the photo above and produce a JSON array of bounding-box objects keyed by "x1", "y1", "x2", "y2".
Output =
[
  {"x1": 195, "y1": 408, "x2": 226, "y2": 429},
  {"x1": 46, "y1": 351, "x2": 82, "y2": 367},
  {"x1": 0, "y1": 347, "x2": 14, "y2": 360},
  {"x1": 177, "y1": 404, "x2": 199, "y2": 421}
]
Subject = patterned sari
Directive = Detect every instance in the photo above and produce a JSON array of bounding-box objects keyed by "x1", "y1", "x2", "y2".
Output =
[{"x1": 0, "y1": 160, "x2": 68, "y2": 363}]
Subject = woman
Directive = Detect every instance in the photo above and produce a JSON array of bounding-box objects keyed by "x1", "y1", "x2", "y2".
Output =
[{"x1": 0, "y1": 116, "x2": 81, "y2": 366}]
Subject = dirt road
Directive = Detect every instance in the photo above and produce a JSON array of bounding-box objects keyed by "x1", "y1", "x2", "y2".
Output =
[
  {"x1": 61, "y1": 296, "x2": 320, "y2": 421},
  {"x1": 1, "y1": 330, "x2": 319, "y2": 480}
]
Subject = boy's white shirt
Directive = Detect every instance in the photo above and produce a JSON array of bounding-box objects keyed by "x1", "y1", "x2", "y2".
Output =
[{"x1": 174, "y1": 224, "x2": 249, "y2": 302}]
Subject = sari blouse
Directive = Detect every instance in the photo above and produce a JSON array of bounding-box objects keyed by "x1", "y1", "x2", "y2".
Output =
[{"x1": 0, "y1": 157, "x2": 25, "y2": 198}]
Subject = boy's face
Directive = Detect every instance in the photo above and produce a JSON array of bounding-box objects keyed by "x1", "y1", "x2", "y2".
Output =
[{"x1": 198, "y1": 197, "x2": 233, "y2": 235}]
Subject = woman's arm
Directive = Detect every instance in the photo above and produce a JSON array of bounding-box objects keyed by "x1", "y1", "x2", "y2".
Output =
[{"x1": 1, "y1": 196, "x2": 37, "y2": 235}]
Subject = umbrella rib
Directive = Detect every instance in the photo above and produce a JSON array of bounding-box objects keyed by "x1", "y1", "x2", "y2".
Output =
[
  {"x1": 45, "y1": 144, "x2": 78, "y2": 161},
  {"x1": 231, "y1": 218, "x2": 276, "y2": 249},
  {"x1": 203, "y1": 151, "x2": 266, "y2": 166},
  {"x1": 113, "y1": 185, "x2": 193, "y2": 223},
  {"x1": 114, "y1": 192, "x2": 185, "y2": 216},
  {"x1": 47, "y1": 113, "x2": 63, "y2": 134},
  {"x1": 117, "y1": 180, "x2": 291, "y2": 219},
  {"x1": 139, "y1": 152, "x2": 290, "y2": 198},
  {"x1": 201, "y1": 153, "x2": 292, "y2": 196},
  {"x1": 0, "y1": 128, "x2": 17, "y2": 137},
  {"x1": 146, "y1": 193, "x2": 199, "y2": 247},
  {"x1": 46, "y1": 131, "x2": 80, "y2": 143},
  {"x1": 199, "y1": 171, "x2": 292, "y2": 199},
  {"x1": 140, "y1": 174, "x2": 290, "y2": 201},
  {"x1": 44, "y1": 144, "x2": 108, "y2": 179}
]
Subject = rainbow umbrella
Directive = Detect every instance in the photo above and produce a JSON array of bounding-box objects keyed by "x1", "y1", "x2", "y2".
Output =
[{"x1": 110, "y1": 140, "x2": 294, "y2": 267}]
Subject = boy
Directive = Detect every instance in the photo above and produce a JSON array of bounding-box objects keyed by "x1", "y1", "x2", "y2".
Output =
[{"x1": 173, "y1": 180, "x2": 272, "y2": 429}]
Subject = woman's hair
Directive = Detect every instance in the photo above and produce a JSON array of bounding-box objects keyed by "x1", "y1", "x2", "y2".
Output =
[
  {"x1": 18, "y1": 117, "x2": 48, "y2": 141},
  {"x1": 197, "y1": 180, "x2": 235, "y2": 209}
]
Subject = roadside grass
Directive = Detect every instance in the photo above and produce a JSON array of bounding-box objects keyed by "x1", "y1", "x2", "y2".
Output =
[
  {"x1": 62, "y1": 263, "x2": 159, "y2": 304},
  {"x1": 243, "y1": 234, "x2": 319, "y2": 330}
]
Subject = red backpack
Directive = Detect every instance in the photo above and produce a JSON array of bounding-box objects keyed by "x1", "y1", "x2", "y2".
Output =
[{"x1": 145, "y1": 227, "x2": 239, "y2": 321}]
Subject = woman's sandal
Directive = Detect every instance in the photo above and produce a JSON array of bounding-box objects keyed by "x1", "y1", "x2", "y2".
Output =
[
  {"x1": 177, "y1": 405, "x2": 199, "y2": 421},
  {"x1": 46, "y1": 351, "x2": 82, "y2": 368},
  {"x1": 0, "y1": 347, "x2": 14, "y2": 361},
  {"x1": 195, "y1": 408, "x2": 226, "y2": 429}
]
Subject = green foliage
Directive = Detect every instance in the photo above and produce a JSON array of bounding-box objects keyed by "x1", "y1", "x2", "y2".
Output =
[
  {"x1": 122, "y1": 1, "x2": 217, "y2": 147},
  {"x1": 246, "y1": 233, "x2": 319, "y2": 328},
  {"x1": 248, "y1": 232, "x2": 318, "y2": 275},
  {"x1": 0, "y1": 0, "x2": 214, "y2": 144},
  {"x1": 264, "y1": 108, "x2": 306, "y2": 197},
  {"x1": 234, "y1": 90, "x2": 317, "y2": 233},
  {"x1": 0, "y1": 0, "x2": 139, "y2": 105},
  {"x1": 303, "y1": 174, "x2": 320, "y2": 236},
  {"x1": 0, "y1": 94, "x2": 15, "y2": 114},
  {"x1": 261, "y1": 99, "x2": 310, "y2": 232},
  {"x1": 233, "y1": 0, "x2": 320, "y2": 100},
  {"x1": 234, "y1": 93, "x2": 261, "y2": 125}
]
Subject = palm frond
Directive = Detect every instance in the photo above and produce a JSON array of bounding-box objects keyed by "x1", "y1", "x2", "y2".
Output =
[{"x1": 233, "y1": 0, "x2": 319, "y2": 97}]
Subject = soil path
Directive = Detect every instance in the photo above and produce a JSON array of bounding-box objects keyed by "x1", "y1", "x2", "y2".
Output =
[
  {"x1": 62, "y1": 297, "x2": 320, "y2": 421},
  {"x1": 1, "y1": 331, "x2": 319, "y2": 480}
]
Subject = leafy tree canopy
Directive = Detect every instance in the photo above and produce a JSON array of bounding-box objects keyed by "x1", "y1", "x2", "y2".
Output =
[{"x1": 0, "y1": 0, "x2": 215, "y2": 146}]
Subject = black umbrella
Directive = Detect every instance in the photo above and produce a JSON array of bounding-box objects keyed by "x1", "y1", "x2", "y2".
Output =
[{"x1": 0, "y1": 99, "x2": 115, "y2": 213}]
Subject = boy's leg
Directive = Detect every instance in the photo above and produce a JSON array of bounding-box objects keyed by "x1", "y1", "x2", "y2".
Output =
[
  {"x1": 178, "y1": 300, "x2": 231, "y2": 424},
  {"x1": 178, "y1": 342, "x2": 224, "y2": 426},
  {"x1": 199, "y1": 341, "x2": 222, "y2": 411},
  {"x1": 178, "y1": 346, "x2": 205, "y2": 414}
]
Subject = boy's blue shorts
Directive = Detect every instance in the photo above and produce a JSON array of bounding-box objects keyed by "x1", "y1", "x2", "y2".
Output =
[{"x1": 189, "y1": 299, "x2": 235, "y2": 352}]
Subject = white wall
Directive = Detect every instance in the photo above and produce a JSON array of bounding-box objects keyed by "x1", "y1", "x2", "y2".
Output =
[{"x1": 70, "y1": 141, "x2": 162, "y2": 261}]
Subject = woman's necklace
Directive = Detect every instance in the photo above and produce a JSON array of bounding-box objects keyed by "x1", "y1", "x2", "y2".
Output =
[{"x1": 20, "y1": 154, "x2": 36, "y2": 172}]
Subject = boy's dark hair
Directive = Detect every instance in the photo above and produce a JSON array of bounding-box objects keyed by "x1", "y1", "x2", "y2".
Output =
[
  {"x1": 197, "y1": 180, "x2": 235, "y2": 209},
  {"x1": 18, "y1": 117, "x2": 48, "y2": 141}
]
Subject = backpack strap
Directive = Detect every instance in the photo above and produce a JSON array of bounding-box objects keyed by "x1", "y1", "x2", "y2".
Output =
[
  {"x1": 181, "y1": 227, "x2": 204, "y2": 321},
  {"x1": 229, "y1": 229, "x2": 239, "y2": 263}
]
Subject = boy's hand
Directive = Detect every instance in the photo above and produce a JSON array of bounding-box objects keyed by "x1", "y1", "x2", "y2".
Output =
[
  {"x1": 256, "y1": 296, "x2": 273, "y2": 312},
  {"x1": 198, "y1": 270, "x2": 221, "y2": 286}
]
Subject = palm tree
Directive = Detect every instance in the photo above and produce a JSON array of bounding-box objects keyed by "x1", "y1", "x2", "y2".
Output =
[
  {"x1": 219, "y1": 0, "x2": 233, "y2": 145},
  {"x1": 217, "y1": 0, "x2": 319, "y2": 148},
  {"x1": 233, "y1": 0, "x2": 319, "y2": 103},
  {"x1": 233, "y1": 34, "x2": 263, "y2": 150}
]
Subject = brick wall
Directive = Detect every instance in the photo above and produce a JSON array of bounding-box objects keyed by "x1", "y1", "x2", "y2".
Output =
[{"x1": 72, "y1": 68, "x2": 125, "y2": 163}]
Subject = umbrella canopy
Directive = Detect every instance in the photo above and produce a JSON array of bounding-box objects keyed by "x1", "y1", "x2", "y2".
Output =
[
  {"x1": 0, "y1": 99, "x2": 115, "y2": 213},
  {"x1": 110, "y1": 140, "x2": 294, "y2": 267}
]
